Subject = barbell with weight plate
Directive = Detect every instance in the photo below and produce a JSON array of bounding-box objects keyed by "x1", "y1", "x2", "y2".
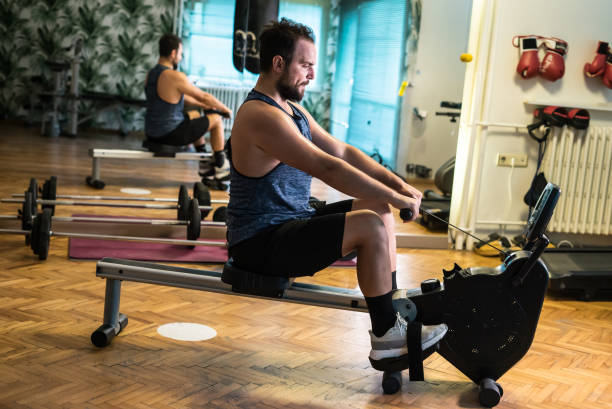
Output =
[
  {"x1": 3, "y1": 191, "x2": 224, "y2": 230},
  {"x1": 13, "y1": 191, "x2": 218, "y2": 240},
  {"x1": 17, "y1": 177, "x2": 227, "y2": 221},
  {"x1": 2, "y1": 188, "x2": 212, "y2": 219},
  {"x1": 14, "y1": 178, "x2": 228, "y2": 206},
  {"x1": 0, "y1": 196, "x2": 221, "y2": 260}
]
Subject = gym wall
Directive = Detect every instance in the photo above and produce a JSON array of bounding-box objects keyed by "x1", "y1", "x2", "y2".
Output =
[
  {"x1": 0, "y1": 0, "x2": 174, "y2": 129},
  {"x1": 451, "y1": 0, "x2": 612, "y2": 245}
]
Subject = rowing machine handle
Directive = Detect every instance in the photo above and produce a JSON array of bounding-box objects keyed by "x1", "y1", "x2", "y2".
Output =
[
  {"x1": 400, "y1": 208, "x2": 414, "y2": 221},
  {"x1": 204, "y1": 109, "x2": 231, "y2": 119}
]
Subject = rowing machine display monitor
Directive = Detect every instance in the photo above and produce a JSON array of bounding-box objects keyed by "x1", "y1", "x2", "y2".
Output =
[{"x1": 524, "y1": 183, "x2": 560, "y2": 245}]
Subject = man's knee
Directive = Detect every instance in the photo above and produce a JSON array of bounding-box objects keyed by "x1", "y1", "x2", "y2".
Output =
[
  {"x1": 374, "y1": 202, "x2": 392, "y2": 218},
  {"x1": 186, "y1": 110, "x2": 201, "y2": 120},
  {"x1": 354, "y1": 199, "x2": 390, "y2": 214},
  {"x1": 346, "y1": 210, "x2": 388, "y2": 246},
  {"x1": 207, "y1": 113, "x2": 223, "y2": 130}
]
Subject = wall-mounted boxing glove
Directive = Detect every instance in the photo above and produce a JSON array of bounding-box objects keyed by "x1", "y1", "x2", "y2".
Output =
[
  {"x1": 540, "y1": 38, "x2": 568, "y2": 81},
  {"x1": 603, "y1": 52, "x2": 612, "y2": 89},
  {"x1": 584, "y1": 41, "x2": 609, "y2": 78},
  {"x1": 514, "y1": 36, "x2": 541, "y2": 79}
]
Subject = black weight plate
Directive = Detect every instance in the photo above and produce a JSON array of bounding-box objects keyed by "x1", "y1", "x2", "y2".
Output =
[
  {"x1": 29, "y1": 178, "x2": 38, "y2": 202},
  {"x1": 193, "y1": 182, "x2": 211, "y2": 218},
  {"x1": 30, "y1": 212, "x2": 40, "y2": 254},
  {"x1": 37, "y1": 208, "x2": 52, "y2": 260},
  {"x1": 22, "y1": 192, "x2": 34, "y2": 246},
  {"x1": 212, "y1": 206, "x2": 227, "y2": 223},
  {"x1": 193, "y1": 182, "x2": 211, "y2": 206},
  {"x1": 22, "y1": 192, "x2": 33, "y2": 227},
  {"x1": 187, "y1": 198, "x2": 201, "y2": 241},
  {"x1": 177, "y1": 185, "x2": 189, "y2": 221},
  {"x1": 42, "y1": 176, "x2": 57, "y2": 215},
  {"x1": 29, "y1": 178, "x2": 39, "y2": 216},
  {"x1": 43, "y1": 176, "x2": 57, "y2": 200}
]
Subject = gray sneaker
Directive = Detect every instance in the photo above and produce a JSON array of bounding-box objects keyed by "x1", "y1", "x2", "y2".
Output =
[
  {"x1": 369, "y1": 312, "x2": 448, "y2": 361},
  {"x1": 214, "y1": 156, "x2": 230, "y2": 181},
  {"x1": 199, "y1": 158, "x2": 215, "y2": 177}
]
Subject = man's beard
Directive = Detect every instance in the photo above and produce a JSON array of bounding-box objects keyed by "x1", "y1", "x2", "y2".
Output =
[
  {"x1": 172, "y1": 62, "x2": 178, "y2": 70},
  {"x1": 276, "y1": 71, "x2": 305, "y2": 102}
]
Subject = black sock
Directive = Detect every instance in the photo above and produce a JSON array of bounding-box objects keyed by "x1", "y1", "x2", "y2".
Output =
[
  {"x1": 195, "y1": 144, "x2": 207, "y2": 153},
  {"x1": 213, "y1": 150, "x2": 225, "y2": 167},
  {"x1": 391, "y1": 271, "x2": 397, "y2": 290},
  {"x1": 365, "y1": 290, "x2": 396, "y2": 337}
]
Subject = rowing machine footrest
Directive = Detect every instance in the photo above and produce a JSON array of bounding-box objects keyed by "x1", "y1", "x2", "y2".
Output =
[
  {"x1": 222, "y1": 259, "x2": 290, "y2": 298},
  {"x1": 142, "y1": 139, "x2": 190, "y2": 157}
]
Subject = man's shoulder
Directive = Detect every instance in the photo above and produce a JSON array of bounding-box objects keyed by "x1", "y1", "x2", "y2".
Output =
[
  {"x1": 158, "y1": 68, "x2": 185, "y2": 82},
  {"x1": 234, "y1": 100, "x2": 292, "y2": 139},
  {"x1": 238, "y1": 99, "x2": 280, "y2": 119}
]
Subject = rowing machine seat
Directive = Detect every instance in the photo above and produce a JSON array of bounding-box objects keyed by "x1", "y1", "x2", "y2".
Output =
[
  {"x1": 142, "y1": 139, "x2": 191, "y2": 157},
  {"x1": 221, "y1": 259, "x2": 291, "y2": 297}
]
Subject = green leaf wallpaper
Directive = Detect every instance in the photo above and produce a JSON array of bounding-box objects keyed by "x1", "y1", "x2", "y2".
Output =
[
  {"x1": 0, "y1": 0, "x2": 419, "y2": 135},
  {"x1": 0, "y1": 0, "x2": 174, "y2": 129}
]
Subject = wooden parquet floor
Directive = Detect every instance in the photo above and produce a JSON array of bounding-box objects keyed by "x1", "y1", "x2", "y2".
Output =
[{"x1": 0, "y1": 123, "x2": 610, "y2": 409}]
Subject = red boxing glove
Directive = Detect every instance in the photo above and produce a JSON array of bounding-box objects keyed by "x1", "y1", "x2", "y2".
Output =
[
  {"x1": 513, "y1": 36, "x2": 541, "y2": 79},
  {"x1": 584, "y1": 41, "x2": 609, "y2": 78},
  {"x1": 540, "y1": 38, "x2": 568, "y2": 81},
  {"x1": 603, "y1": 52, "x2": 612, "y2": 89}
]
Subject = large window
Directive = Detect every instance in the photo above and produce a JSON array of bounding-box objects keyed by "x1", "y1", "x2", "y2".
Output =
[
  {"x1": 330, "y1": 0, "x2": 408, "y2": 167},
  {"x1": 182, "y1": 0, "x2": 327, "y2": 89}
]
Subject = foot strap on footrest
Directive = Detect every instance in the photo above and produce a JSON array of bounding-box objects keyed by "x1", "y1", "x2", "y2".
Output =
[
  {"x1": 407, "y1": 321, "x2": 424, "y2": 381},
  {"x1": 369, "y1": 320, "x2": 438, "y2": 374}
]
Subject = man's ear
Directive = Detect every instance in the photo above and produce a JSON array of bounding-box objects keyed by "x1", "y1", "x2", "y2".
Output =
[{"x1": 272, "y1": 55, "x2": 285, "y2": 73}]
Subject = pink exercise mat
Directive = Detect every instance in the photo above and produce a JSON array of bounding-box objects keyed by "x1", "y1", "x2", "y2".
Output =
[
  {"x1": 67, "y1": 215, "x2": 356, "y2": 266},
  {"x1": 69, "y1": 237, "x2": 356, "y2": 266}
]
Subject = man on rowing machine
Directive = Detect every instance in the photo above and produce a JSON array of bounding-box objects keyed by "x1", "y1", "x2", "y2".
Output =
[
  {"x1": 144, "y1": 34, "x2": 233, "y2": 184},
  {"x1": 226, "y1": 18, "x2": 447, "y2": 365}
]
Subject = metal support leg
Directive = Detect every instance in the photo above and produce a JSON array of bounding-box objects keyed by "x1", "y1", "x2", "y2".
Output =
[
  {"x1": 86, "y1": 156, "x2": 105, "y2": 188},
  {"x1": 102, "y1": 278, "x2": 121, "y2": 327},
  {"x1": 91, "y1": 278, "x2": 127, "y2": 347},
  {"x1": 92, "y1": 157, "x2": 101, "y2": 181}
]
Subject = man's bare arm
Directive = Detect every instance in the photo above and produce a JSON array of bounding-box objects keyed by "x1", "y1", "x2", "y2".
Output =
[
  {"x1": 176, "y1": 74, "x2": 232, "y2": 117},
  {"x1": 295, "y1": 104, "x2": 422, "y2": 201},
  {"x1": 243, "y1": 105, "x2": 418, "y2": 215},
  {"x1": 183, "y1": 94, "x2": 201, "y2": 108}
]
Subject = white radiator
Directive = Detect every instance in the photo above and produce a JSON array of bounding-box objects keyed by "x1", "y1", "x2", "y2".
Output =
[
  {"x1": 542, "y1": 126, "x2": 612, "y2": 235},
  {"x1": 200, "y1": 86, "x2": 251, "y2": 135}
]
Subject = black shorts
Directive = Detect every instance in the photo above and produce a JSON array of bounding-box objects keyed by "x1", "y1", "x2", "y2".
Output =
[
  {"x1": 228, "y1": 199, "x2": 354, "y2": 277},
  {"x1": 148, "y1": 113, "x2": 209, "y2": 146}
]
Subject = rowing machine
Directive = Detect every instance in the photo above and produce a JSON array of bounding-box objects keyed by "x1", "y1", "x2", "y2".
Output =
[{"x1": 90, "y1": 183, "x2": 560, "y2": 407}]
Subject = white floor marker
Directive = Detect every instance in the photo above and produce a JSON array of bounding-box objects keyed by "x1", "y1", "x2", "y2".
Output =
[
  {"x1": 157, "y1": 322, "x2": 217, "y2": 342},
  {"x1": 120, "y1": 187, "x2": 151, "y2": 195}
]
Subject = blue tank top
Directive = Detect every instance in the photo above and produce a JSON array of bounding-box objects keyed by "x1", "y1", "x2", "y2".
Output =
[
  {"x1": 144, "y1": 64, "x2": 185, "y2": 137},
  {"x1": 226, "y1": 89, "x2": 316, "y2": 247}
]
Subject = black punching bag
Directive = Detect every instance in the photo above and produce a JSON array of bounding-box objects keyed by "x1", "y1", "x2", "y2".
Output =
[
  {"x1": 232, "y1": 0, "x2": 249, "y2": 72},
  {"x1": 233, "y1": 0, "x2": 279, "y2": 74},
  {"x1": 245, "y1": 0, "x2": 279, "y2": 74}
]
